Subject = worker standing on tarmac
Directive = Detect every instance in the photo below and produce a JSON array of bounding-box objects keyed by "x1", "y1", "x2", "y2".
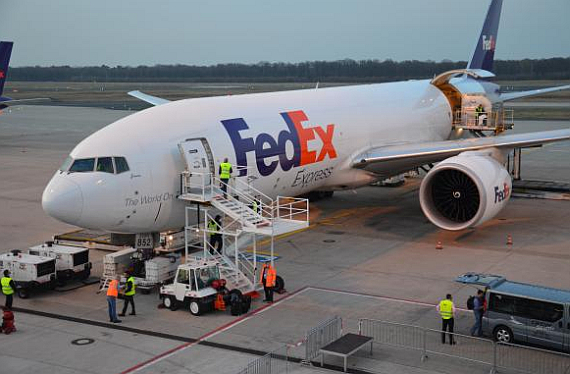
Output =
[
  {"x1": 219, "y1": 158, "x2": 233, "y2": 198},
  {"x1": 107, "y1": 275, "x2": 122, "y2": 323},
  {"x1": 436, "y1": 294, "x2": 456, "y2": 345},
  {"x1": 259, "y1": 263, "x2": 276, "y2": 303},
  {"x1": 119, "y1": 272, "x2": 136, "y2": 317},
  {"x1": 1, "y1": 270, "x2": 15, "y2": 309},
  {"x1": 208, "y1": 215, "x2": 223, "y2": 254},
  {"x1": 470, "y1": 289, "x2": 485, "y2": 337}
]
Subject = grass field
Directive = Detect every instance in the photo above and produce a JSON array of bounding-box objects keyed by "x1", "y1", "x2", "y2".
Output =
[{"x1": 4, "y1": 80, "x2": 570, "y2": 120}]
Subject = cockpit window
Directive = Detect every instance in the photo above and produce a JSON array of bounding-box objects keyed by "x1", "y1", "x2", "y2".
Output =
[
  {"x1": 59, "y1": 156, "x2": 73, "y2": 172},
  {"x1": 69, "y1": 158, "x2": 95, "y2": 173},
  {"x1": 96, "y1": 157, "x2": 114, "y2": 173},
  {"x1": 114, "y1": 157, "x2": 130, "y2": 174}
]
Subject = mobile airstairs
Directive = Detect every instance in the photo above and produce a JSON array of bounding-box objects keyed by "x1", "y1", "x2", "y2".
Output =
[{"x1": 178, "y1": 163, "x2": 309, "y2": 295}]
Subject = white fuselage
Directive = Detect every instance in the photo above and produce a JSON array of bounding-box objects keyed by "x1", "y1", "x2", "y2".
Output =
[{"x1": 42, "y1": 80, "x2": 452, "y2": 233}]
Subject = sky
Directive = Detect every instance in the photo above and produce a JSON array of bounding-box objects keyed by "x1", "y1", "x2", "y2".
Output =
[{"x1": 1, "y1": 0, "x2": 569, "y2": 67}]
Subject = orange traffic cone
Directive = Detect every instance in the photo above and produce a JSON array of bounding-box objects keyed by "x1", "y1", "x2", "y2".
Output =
[
  {"x1": 506, "y1": 234, "x2": 513, "y2": 246},
  {"x1": 436, "y1": 241, "x2": 443, "y2": 250},
  {"x1": 214, "y1": 293, "x2": 226, "y2": 311}
]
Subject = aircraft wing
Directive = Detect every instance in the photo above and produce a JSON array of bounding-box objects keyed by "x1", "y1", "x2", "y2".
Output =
[
  {"x1": 499, "y1": 84, "x2": 570, "y2": 102},
  {"x1": 128, "y1": 90, "x2": 170, "y2": 106},
  {"x1": 0, "y1": 98, "x2": 51, "y2": 107},
  {"x1": 353, "y1": 129, "x2": 570, "y2": 176}
]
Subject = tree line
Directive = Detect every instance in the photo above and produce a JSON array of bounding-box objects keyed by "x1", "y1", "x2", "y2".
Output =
[{"x1": 8, "y1": 57, "x2": 570, "y2": 82}]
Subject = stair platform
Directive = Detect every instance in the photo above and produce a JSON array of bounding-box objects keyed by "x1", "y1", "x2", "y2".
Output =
[{"x1": 242, "y1": 218, "x2": 308, "y2": 236}]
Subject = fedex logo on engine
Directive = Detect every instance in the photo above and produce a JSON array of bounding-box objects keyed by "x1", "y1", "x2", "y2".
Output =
[
  {"x1": 494, "y1": 183, "x2": 510, "y2": 203},
  {"x1": 222, "y1": 110, "x2": 337, "y2": 177}
]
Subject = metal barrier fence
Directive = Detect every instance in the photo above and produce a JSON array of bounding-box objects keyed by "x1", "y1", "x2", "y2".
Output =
[
  {"x1": 424, "y1": 327, "x2": 495, "y2": 367},
  {"x1": 304, "y1": 316, "x2": 343, "y2": 362},
  {"x1": 359, "y1": 319, "x2": 570, "y2": 374},
  {"x1": 359, "y1": 319, "x2": 424, "y2": 352},
  {"x1": 496, "y1": 342, "x2": 570, "y2": 374},
  {"x1": 236, "y1": 345, "x2": 291, "y2": 374}
]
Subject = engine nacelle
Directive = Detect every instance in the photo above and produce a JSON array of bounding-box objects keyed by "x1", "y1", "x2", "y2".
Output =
[{"x1": 419, "y1": 152, "x2": 512, "y2": 231}]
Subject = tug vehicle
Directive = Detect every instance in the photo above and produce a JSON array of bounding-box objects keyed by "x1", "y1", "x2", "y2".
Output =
[{"x1": 160, "y1": 258, "x2": 250, "y2": 316}]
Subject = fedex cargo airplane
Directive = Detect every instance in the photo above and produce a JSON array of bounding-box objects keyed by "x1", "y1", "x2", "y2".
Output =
[
  {"x1": 42, "y1": 0, "x2": 569, "y2": 233},
  {"x1": 0, "y1": 41, "x2": 49, "y2": 109}
]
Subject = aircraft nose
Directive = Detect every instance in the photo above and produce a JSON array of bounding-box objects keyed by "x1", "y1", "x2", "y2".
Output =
[{"x1": 42, "y1": 175, "x2": 84, "y2": 224}]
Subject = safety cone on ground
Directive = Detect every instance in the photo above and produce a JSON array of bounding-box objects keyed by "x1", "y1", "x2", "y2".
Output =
[
  {"x1": 506, "y1": 234, "x2": 513, "y2": 246},
  {"x1": 436, "y1": 241, "x2": 443, "y2": 250}
]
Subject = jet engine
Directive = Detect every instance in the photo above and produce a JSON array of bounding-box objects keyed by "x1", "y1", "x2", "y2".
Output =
[{"x1": 419, "y1": 151, "x2": 512, "y2": 231}]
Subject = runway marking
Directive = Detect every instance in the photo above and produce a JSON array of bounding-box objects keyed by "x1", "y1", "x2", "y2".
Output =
[
  {"x1": 119, "y1": 286, "x2": 309, "y2": 374},
  {"x1": 16, "y1": 285, "x2": 472, "y2": 374},
  {"x1": 305, "y1": 286, "x2": 470, "y2": 312},
  {"x1": 121, "y1": 285, "x2": 473, "y2": 373}
]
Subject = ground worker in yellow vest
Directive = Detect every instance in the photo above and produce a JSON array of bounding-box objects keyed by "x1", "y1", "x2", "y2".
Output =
[
  {"x1": 259, "y1": 263, "x2": 276, "y2": 303},
  {"x1": 219, "y1": 158, "x2": 233, "y2": 198},
  {"x1": 119, "y1": 272, "x2": 136, "y2": 317},
  {"x1": 436, "y1": 293, "x2": 456, "y2": 345},
  {"x1": 107, "y1": 275, "x2": 122, "y2": 323},
  {"x1": 1, "y1": 270, "x2": 16, "y2": 309},
  {"x1": 207, "y1": 215, "x2": 223, "y2": 254},
  {"x1": 475, "y1": 103, "x2": 486, "y2": 126}
]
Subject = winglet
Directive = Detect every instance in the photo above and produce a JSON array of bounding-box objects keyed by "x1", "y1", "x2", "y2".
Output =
[
  {"x1": 467, "y1": 0, "x2": 503, "y2": 73},
  {"x1": 128, "y1": 90, "x2": 171, "y2": 106}
]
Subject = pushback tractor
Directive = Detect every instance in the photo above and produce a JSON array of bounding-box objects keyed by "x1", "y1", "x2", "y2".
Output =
[{"x1": 0, "y1": 250, "x2": 57, "y2": 298}]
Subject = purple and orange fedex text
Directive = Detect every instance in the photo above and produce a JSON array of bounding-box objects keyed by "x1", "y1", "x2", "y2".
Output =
[{"x1": 222, "y1": 110, "x2": 337, "y2": 177}]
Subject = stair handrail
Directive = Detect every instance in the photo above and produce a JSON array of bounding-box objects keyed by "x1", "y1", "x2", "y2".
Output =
[
  {"x1": 200, "y1": 248, "x2": 256, "y2": 291},
  {"x1": 236, "y1": 250, "x2": 256, "y2": 280},
  {"x1": 276, "y1": 196, "x2": 310, "y2": 223},
  {"x1": 180, "y1": 170, "x2": 214, "y2": 201},
  {"x1": 202, "y1": 210, "x2": 257, "y2": 288},
  {"x1": 212, "y1": 176, "x2": 274, "y2": 222}
]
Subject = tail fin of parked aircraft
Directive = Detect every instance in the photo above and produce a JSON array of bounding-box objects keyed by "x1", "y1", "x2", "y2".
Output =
[
  {"x1": 0, "y1": 41, "x2": 14, "y2": 97},
  {"x1": 467, "y1": 0, "x2": 503, "y2": 73}
]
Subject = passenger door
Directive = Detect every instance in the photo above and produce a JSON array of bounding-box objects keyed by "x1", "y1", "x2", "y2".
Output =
[
  {"x1": 522, "y1": 299, "x2": 565, "y2": 350},
  {"x1": 488, "y1": 293, "x2": 528, "y2": 342},
  {"x1": 178, "y1": 138, "x2": 215, "y2": 193}
]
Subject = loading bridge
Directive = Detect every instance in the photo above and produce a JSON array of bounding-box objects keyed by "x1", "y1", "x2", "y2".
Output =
[{"x1": 453, "y1": 105, "x2": 514, "y2": 135}]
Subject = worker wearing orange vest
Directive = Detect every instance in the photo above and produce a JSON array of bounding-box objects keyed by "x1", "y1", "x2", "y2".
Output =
[
  {"x1": 436, "y1": 294, "x2": 456, "y2": 345},
  {"x1": 259, "y1": 263, "x2": 276, "y2": 303},
  {"x1": 107, "y1": 275, "x2": 122, "y2": 323}
]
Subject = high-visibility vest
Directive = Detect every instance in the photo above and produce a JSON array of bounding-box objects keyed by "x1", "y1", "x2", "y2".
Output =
[
  {"x1": 439, "y1": 299, "x2": 454, "y2": 319},
  {"x1": 219, "y1": 162, "x2": 232, "y2": 179},
  {"x1": 259, "y1": 265, "x2": 276, "y2": 287},
  {"x1": 208, "y1": 219, "x2": 219, "y2": 237},
  {"x1": 125, "y1": 276, "x2": 136, "y2": 296},
  {"x1": 107, "y1": 279, "x2": 119, "y2": 297},
  {"x1": 1, "y1": 277, "x2": 14, "y2": 296}
]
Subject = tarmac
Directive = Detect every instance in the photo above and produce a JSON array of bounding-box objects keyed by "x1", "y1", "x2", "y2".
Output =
[{"x1": 0, "y1": 105, "x2": 569, "y2": 374}]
